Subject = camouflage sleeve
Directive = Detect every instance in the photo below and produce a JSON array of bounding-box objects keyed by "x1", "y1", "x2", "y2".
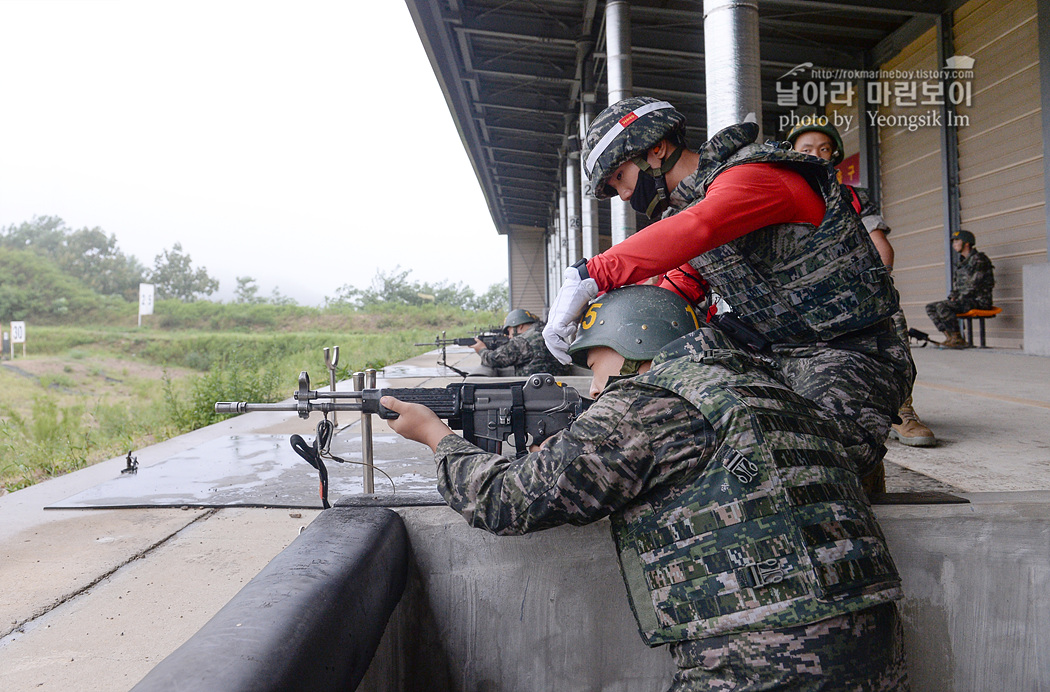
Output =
[
  {"x1": 969, "y1": 252, "x2": 994, "y2": 293},
  {"x1": 955, "y1": 252, "x2": 995, "y2": 300},
  {"x1": 433, "y1": 385, "x2": 712, "y2": 536},
  {"x1": 479, "y1": 335, "x2": 532, "y2": 368},
  {"x1": 853, "y1": 187, "x2": 890, "y2": 233}
]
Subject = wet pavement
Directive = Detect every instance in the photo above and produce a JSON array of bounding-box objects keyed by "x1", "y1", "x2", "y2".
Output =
[{"x1": 1, "y1": 343, "x2": 1048, "y2": 690}]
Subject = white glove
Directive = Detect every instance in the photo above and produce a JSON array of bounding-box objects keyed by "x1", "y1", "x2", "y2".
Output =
[{"x1": 543, "y1": 265, "x2": 599, "y2": 365}]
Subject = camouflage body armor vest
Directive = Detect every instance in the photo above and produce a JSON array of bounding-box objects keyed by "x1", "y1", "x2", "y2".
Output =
[
  {"x1": 673, "y1": 125, "x2": 897, "y2": 344},
  {"x1": 517, "y1": 324, "x2": 571, "y2": 376},
  {"x1": 611, "y1": 337, "x2": 902, "y2": 645}
]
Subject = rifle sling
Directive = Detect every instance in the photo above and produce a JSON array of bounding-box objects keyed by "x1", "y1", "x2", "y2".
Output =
[{"x1": 511, "y1": 384, "x2": 527, "y2": 458}]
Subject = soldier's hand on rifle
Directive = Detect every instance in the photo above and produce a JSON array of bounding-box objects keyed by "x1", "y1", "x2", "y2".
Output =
[
  {"x1": 381, "y1": 396, "x2": 454, "y2": 452},
  {"x1": 470, "y1": 338, "x2": 487, "y2": 354}
]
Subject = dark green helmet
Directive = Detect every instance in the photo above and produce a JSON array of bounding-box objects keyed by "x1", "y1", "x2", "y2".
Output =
[
  {"x1": 582, "y1": 96, "x2": 687, "y2": 200},
  {"x1": 567, "y1": 285, "x2": 701, "y2": 368},
  {"x1": 786, "y1": 115, "x2": 845, "y2": 165},
  {"x1": 951, "y1": 229, "x2": 976, "y2": 246},
  {"x1": 504, "y1": 308, "x2": 540, "y2": 330}
]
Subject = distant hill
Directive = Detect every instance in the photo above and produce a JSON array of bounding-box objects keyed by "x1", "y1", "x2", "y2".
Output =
[{"x1": 0, "y1": 247, "x2": 122, "y2": 323}]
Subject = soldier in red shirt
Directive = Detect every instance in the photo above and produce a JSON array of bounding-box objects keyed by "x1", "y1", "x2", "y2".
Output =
[{"x1": 543, "y1": 97, "x2": 916, "y2": 495}]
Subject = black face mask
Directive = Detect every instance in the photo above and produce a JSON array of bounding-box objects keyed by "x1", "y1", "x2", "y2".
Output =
[
  {"x1": 628, "y1": 146, "x2": 683, "y2": 219},
  {"x1": 630, "y1": 170, "x2": 669, "y2": 218}
]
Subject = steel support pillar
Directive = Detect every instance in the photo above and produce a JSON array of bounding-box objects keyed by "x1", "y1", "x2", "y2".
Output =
[
  {"x1": 703, "y1": 0, "x2": 762, "y2": 134},
  {"x1": 566, "y1": 155, "x2": 580, "y2": 265},
  {"x1": 937, "y1": 12, "x2": 962, "y2": 295},
  {"x1": 605, "y1": 0, "x2": 634, "y2": 244}
]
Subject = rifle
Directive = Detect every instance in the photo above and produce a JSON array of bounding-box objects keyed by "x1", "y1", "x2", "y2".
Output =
[
  {"x1": 215, "y1": 371, "x2": 587, "y2": 508},
  {"x1": 908, "y1": 327, "x2": 937, "y2": 347},
  {"x1": 416, "y1": 329, "x2": 509, "y2": 350},
  {"x1": 414, "y1": 329, "x2": 510, "y2": 375}
]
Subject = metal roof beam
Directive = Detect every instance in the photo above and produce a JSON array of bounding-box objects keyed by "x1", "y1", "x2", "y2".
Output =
[
  {"x1": 472, "y1": 67, "x2": 577, "y2": 85},
  {"x1": 485, "y1": 145, "x2": 559, "y2": 159},
  {"x1": 475, "y1": 98, "x2": 565, "y2": 116},
  {"x1": 761, "y1": 0, "x2": 944, "y2": 17},
  {"x1": 453, "y1": 26, "x2": 577, "y2": 48}
]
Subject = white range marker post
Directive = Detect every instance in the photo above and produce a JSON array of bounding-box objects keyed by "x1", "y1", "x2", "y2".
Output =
[
  {"x1": 11, "y1": 321, "x2": 26, "y2": 358},
  {"x1": 138, "y1": 283, "x2": 155, "y2": 327}
]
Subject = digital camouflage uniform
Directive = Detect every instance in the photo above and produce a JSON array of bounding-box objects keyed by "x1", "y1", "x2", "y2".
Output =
[
  {"x1": 850, "y1": 186, "x2": 888, "y2": 234},
  {"x1": 847, "y1": 185, "x2": 911, "y2": 348},
  {"x1": 661, "y1": 123, "x2": 915, "y2": 478},
  {"x1": 925, "y1": 249, "x2": 995, "y2": 332},
  {"x1": 480, "y1": 322, "x2": 572, "y2": 376},
  {"x1": 434, "y1": 329, "x2": 908, "y2": 691}
]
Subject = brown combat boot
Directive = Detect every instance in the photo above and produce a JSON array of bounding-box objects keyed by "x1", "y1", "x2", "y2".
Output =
[
  {"x1": 939, "y1": 331, "x2": 969, "y2": 349},
  {"x1": 889, "y1": 396, "x2": 937, "y2": 447}
]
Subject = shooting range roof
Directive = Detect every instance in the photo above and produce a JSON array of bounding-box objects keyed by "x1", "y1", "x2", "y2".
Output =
[{"x1": 403, "y1": 0, "x2": 962, "y2": 235}]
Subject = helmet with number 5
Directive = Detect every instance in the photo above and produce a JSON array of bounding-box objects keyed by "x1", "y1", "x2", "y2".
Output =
[
  {"x1": 567, "y1": 285, "x2": 701, "y2": 368},
  {"x1": 582, "y1": 96, "x2": 687, "y2": 200}
]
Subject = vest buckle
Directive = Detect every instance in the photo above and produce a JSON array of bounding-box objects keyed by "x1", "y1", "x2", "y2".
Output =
[
  {"x1": 863, "y1": 266, "x2": 889, "y2": 284},
  {"x1": 745, "y1": 558, "x2": 786, "y2": 588}
]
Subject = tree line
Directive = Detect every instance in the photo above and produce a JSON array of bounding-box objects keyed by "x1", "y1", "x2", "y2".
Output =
[{"x1": 0, "y1": 216, "x2": 507, "y2": 321}]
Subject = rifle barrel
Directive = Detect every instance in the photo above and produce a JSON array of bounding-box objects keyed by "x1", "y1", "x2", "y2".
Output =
[{"x1": 214, "y1": 400, "x2": 365, "y2": 415}]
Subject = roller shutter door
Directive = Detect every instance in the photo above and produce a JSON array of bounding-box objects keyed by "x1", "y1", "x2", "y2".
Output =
[
  {"x1": 953, "y1": 0, "x2": 1046, "y2": 348},
  {"x1": 507, "y1": 225, "x2": 547, "y2": 314},
  {"x1": 877, "y1": 27, "x2": 946, "y2": 335}
]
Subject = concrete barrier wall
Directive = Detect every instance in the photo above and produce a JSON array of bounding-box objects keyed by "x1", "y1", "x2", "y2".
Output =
[
  {"x1": 357, "y1": 506, "x2": 674, "y2": 691},
  {"x1": 358, "y1": 494, "x2": 1050, "y2": 692},
  {"x1": 880, "y1": 494, "x2": 1050, "y2": 692}
]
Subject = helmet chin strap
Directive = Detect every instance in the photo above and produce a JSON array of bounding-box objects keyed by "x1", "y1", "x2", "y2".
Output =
[
  {"x1": 619, "y1": 359, "x2": 644, "y2": 376},
  {"x1": 632, "y1": 146, "x2": 684, "y2": 217}
]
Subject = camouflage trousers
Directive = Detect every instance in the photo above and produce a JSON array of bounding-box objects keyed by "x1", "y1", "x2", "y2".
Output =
[
  {"x1": 925, "y1": 298, "x2": 979, "y2": 333},
  {"x1": 770, "y1": 320, "x2": 916, "y2": 480},
  {"x1": 667, "y1": 602, "x2": 910, "y2": 691}
]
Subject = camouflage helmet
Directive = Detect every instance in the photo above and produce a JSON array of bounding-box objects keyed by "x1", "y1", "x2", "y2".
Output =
[
  {"x1": 786, "y1": 115, "x2": 845, "y2": 165},
  {"x1": 951, "y1": 229, "x2": 976, "y2": 246},
  {"x1": 567, "y1": 285, "x2": 701, "y2": 368},
  {"x1": 582, "y1": 96, "x2": 687, "y2": 200},
  {"x1": 503, "y1": 308, "x2": 539, "y2": 330}
]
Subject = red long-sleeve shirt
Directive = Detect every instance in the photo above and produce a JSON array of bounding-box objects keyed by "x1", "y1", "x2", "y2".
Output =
[{"x1": 588, "y1": 163, "x2": 827, "y2": 301}]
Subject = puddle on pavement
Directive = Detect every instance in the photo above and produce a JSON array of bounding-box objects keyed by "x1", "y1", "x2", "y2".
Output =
[{"x1": 48, "y1": 433, "x2": 442, "y2": 510}]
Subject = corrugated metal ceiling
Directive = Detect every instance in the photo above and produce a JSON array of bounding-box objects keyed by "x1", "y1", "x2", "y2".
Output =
[{"x1": 405, "y1": 0, "x2": 951, "y2": 236}]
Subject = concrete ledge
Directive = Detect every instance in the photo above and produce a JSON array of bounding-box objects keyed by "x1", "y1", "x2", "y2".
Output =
[
  {"x1": 878, "y1": 493, "x2": 1050, "y2": 691},
  {"x1": 130, "y1": 507, "x2": 409, "y2": 692},
  {"x1": 358, "y1": 506, "x2": 674, "y2": 692},
  {"x1": 354, "y1": 495, "x2": 1050, "y2": 691}
]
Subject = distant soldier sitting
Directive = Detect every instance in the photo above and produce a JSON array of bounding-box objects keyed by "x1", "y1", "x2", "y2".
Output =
[
  {"x1": 925, "y1": 229, "x2": 995, "y2": 349},
  {"x1": 472, "y1": 308, "x2": 572, "y2": 376}
]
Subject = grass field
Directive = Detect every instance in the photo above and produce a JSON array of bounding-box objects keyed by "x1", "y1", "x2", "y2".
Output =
[{"x1": 0, "y1": 306, "x2": 499, "y2": 492}]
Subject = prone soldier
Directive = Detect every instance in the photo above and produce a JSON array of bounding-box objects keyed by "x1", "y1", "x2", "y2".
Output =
[{"x1": 472, "y1": 308, "x2": 572, "y2": 377}]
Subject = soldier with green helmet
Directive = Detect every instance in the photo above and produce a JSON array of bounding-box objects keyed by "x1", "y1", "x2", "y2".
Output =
[
  {"x1": 566, "y1": 284, "x2": 702, "y2": 397},
  {"x1": 383, "y1": 285, "x2": 909, "y2": 690},
  {"x1": 786, "y1": 115, "x2": 896, "y2": 271},
  {"x1": 925, "y1": 229, "x2": 995, "y2": 348},
  {"x1": 470, "y1": 308, "x2": 571, "y2": 376},
  {"x1": 787, "y1": 117, "x2": 938, "y2": 449},
  {"x1": 543, "y1": 96, "x2": 916, "y2": 495}
]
